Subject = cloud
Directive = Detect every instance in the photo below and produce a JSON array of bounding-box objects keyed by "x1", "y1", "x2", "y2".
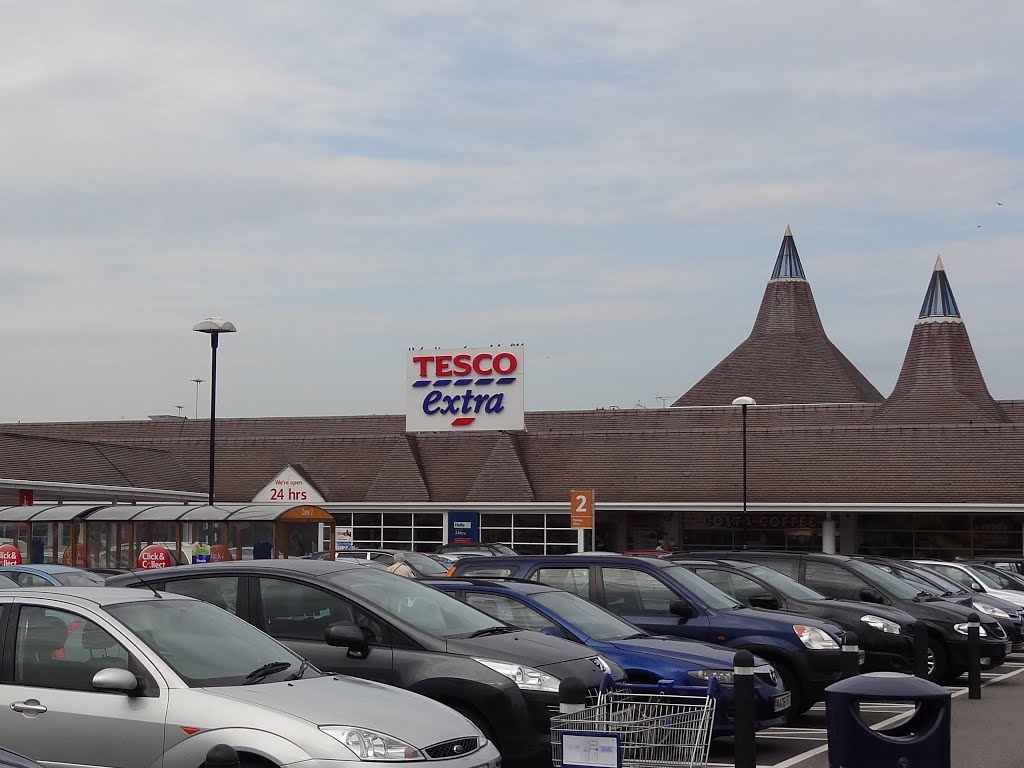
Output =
[{"x1": 0, "y1": 1, "x2": 1023, "y2": 421}]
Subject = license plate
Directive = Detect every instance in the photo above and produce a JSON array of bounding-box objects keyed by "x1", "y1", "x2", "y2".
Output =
[
  {"x1": 859, "y1": 650, "x2": 866, "y2": 665},
  {"x1": 773, "y1": 692, "x2": 792, "y2": 713}
]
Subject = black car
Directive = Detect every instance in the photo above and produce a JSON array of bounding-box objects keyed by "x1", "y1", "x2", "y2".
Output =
[
  {"x1": 669, "y1": 557, "x2": 915, "y2": 672},
  {"x1": 318, "y1": 549, "x2": 452, "y2": 577},
  {"x1": 687, "y1": 551, "x2": 1011, "y2": 683},
  {"x1": 862, "y1": 556, "x2": 1024, "y2": 651},
  {"x1": 109, "y1": 559, "x2": 619, "y2": 768}
]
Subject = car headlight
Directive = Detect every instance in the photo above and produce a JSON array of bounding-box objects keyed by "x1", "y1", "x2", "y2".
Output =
[
  {"x1": 591, "y1": 655, "x2": 614, "y2": 675},
  {"x1": 793, "y1": 625, "x2": 840, "y2": 650},
  {"x1": 473, "y1": 658, "x2": 560, "y2": 692},
  {"x1": 689, "y1": 669, "x2": 734, "y2": 685},
  {"x1": 974, "y1": 602, "x2": 1012, "y2": 619},
  {"x1": 954, "y1": 623, "x2": 988, "y2": 637},
  {"x1": 320, "y1": 727, "x2": 424, "y2": 760},
  {"x1": 861, "y1": 615, "x2": 902, "y2": 635}
]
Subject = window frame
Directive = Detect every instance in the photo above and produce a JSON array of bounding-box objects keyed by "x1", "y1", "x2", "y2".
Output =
[
  {"x1": 252, "y1": 576, "x2": 393, "y2": 647},
  {"x1": 530, "y1": 566, "x2": 595, "y2": 600},
  {"x1": 2, "y1": 603, "x2": 159, "y2": 697}
]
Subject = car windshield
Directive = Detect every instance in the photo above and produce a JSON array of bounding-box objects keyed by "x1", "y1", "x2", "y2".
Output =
[
  {"x1": 54, "y1": 571, "x2": 107, "y2": 587},
  {"x1": 848, "y1": 560, "x2": 922, "y2": 599},
  {"x1": 325, "y1": 567, "x2": 514, "y2": 638},
  {"x1": 402, "y1": 552, "x2": 449, "y2": 576},
  {"x1": 107, "y1": 599, "x2": 312, "y2": 687},
  {"x1": 973, "y1": 564, "x2": 1024, "y2": 591},
  {"x1": 878, "y1": 565, "x2": 945, "y2": 596},
  {"x1": 533, "y1": 590, "x2": 642, "y2": 641},
  {"x1": 0, "y1": 574, "x2": 17, "y2": 589},
  {"x1": 660, "y1": 566, "x2": 741, "y2": 610},
  {"x1": 903, "y1": 566, "x2": 965, "y2": 595},
  {"x1": 742, "y1": 565, "x2": 828, "y2": 600}
]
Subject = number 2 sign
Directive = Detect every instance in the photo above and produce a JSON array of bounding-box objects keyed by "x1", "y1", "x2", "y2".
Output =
[{"x1": 570, "y1": 489, "x2": 594, "y2": 529}]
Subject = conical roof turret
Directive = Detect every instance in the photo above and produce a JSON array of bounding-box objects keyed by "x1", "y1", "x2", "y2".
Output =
[
  {"x1": 878, "y1": 258, "x2": 1006, "y2": 423},
  {"x1": 673, "y1": 228, "x2": 882, "y2": 407}
]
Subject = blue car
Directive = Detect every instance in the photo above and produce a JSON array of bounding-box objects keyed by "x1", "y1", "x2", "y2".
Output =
[
  {"x1": 427, "y1": 577, "x2": 789, "y2": 735},
  {"x1": 0, "y1": 564, "x2": 107, "y2": 587},
  {"x1": 450, "y1": 555, "x2": 846, "y2": 722}
]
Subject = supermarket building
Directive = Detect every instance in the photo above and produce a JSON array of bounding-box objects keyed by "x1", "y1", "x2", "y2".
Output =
[{"x1": 2, "y1": 229, "x2": 1023, "y2": 560}]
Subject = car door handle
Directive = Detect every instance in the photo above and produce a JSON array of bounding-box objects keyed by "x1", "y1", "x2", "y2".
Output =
[{"x1": 10, "y1": 700, "x2": 47, "y2": 715}]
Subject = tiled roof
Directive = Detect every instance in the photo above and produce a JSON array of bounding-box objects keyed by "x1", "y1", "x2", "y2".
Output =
[
  {"x1": 878, "y1": 259, "x2": 1006, "y2": 423},
  {"x1": 673, "y1": 229, "x2": 883, "y2": 407}
]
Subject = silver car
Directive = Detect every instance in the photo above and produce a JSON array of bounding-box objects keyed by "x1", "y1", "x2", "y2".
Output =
[{"x1": 0, "y1": 588, "x2": 500, "y2": 768}]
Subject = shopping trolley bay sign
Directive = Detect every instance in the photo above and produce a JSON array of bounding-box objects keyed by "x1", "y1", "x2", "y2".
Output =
[
  {"x1": 405, "y1": 346, "x2": 525, "y2": 432},
  {"x1": 561, "y1": 732, "x2": 621, "y2": 768}
]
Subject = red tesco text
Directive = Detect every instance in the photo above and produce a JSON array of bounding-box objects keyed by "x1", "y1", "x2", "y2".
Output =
[{"x1": 412, "y1": 352, "x2": 518, "y2": 379}]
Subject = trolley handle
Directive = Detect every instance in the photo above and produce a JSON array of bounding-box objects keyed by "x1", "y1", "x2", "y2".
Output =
[{"x1": 606, "y1": 677, "x2": 717, "y2": 696}]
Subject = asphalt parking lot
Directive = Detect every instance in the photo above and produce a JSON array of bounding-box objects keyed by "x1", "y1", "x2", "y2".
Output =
[{"x1": 706, "y1": 653, "x2": 1024, "y2": 768}]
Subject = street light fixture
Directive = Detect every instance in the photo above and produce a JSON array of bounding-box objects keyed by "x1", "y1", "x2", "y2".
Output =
[
  {"x1": 731, "y1": 396, "x2": 756, "y2": 515},
  {"x1": 193, "y1": 317, "x2": 237, "y2": 505}
]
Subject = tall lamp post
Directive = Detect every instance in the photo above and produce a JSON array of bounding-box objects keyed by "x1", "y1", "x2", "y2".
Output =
[
  {"x1": 731, "y1": 396, "x2": 756, "y2": 515},
  {"x1": 193, "y1": 318, "x2": 237, "y2": 506}
]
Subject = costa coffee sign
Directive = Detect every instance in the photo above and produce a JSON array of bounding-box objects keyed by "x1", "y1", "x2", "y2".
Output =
[{"x1": 405, "y1": 346, "x2": 525, "y2": 433}]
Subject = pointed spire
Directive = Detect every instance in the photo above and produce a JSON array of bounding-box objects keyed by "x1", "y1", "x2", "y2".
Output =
[
  {"x1": 771, "y1": 225, "x2": 807, "y2": 281},
  {"x1": 918, "y1": 255, "x2": 961, "y2": 323}
]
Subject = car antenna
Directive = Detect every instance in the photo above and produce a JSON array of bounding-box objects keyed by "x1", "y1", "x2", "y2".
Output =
[{"x1": 126, "y1": 566, "x2": 163, "y2": 599}]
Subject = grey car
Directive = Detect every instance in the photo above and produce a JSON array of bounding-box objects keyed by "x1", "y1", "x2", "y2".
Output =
[{"x1": 0, "y1": 588, "x2": 500, "y2": 768}]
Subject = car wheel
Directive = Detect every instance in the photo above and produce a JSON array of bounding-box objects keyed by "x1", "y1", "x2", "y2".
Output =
[
  {"x1": 926, "y1": 637, "x2": 950, "y2": 684},
  {"x1": 769, "y1": 661, "x2": 803, "y2": 725}
]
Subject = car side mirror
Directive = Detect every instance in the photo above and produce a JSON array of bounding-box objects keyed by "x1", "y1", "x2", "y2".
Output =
[
  {"x1": 325, "y1": 622, "x2": 371, "y2": 659},
  {"x1": 858, "y1": 588, "x2": 885, "y2": 604},
  {"x1": 749, "y1": 593, "x2": 781, "y2": 611},
  {"x1": 669, "y1": 599, "x2": 697, "y2": 620},
  {"x1": 92, "y1": 667, "x2": 141, "y2": 696},
  {"x1": 970, "y1": 582, "x2": 985, "y2": 593}
]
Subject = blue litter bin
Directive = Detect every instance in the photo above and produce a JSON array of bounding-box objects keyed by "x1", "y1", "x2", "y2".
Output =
[{"x1": 825, "y1": 672, "x2": 950, "y2": 768}]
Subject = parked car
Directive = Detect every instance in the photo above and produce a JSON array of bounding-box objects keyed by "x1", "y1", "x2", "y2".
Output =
[
  {"x1": 912, "y1": 560, "x2": 1024, "y2": 609},
  {"x1": 449, "y1": 555, "x2": 846, "y2": 722},
  {"x1": 0, "y1": 565, "x2": 107, "y2": 587},
  {"x1": 859, "y1": 556, "x2": 1024, "y2": 651},
  {"x1": 428, "y1": 576, "x2": 790, "y2": 735},
  {"x1": 698, "y1": 551, "x2": 1011, "y2": 683},
  {"x1": 109, "y1": 559, "x2": 618, "y2": 768},
  {"x1": 0, "y1": 588, "x2": 500, "y2": 768},
  {"x1": 436, "y1": 543, "x2": 520, "y2": 558},
  {"x1": 320, "y1": 549, "x2": 451, "y2": 577},
  {"x1": 0, "y1": 573, "x2": 18, "y2": 589},
  {"x1": 667, "y1": 557, "x2": 915, "y2": 672}
]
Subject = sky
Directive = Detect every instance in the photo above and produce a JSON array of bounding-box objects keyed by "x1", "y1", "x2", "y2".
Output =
[{"x1": 1, "y1": 1, "x2": 1023, "y2": 422}]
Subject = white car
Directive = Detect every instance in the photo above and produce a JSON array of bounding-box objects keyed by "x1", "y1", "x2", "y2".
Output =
[
  {"x1": 913, "y1": 560, "x2": 1024, "y2": 609},
  {"x1": 0, "y1": 588, "x2": 499, "y2": 768}
]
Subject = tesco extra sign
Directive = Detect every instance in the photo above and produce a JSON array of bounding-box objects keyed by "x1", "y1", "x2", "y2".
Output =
[{"x1": 405, "y1": 346, "x2": 525, "y2": 433}]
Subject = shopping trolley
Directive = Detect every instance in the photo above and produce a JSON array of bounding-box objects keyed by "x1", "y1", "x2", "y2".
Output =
[{"x1": 551, "y1": 677, "x2": 718, "y2": 768}]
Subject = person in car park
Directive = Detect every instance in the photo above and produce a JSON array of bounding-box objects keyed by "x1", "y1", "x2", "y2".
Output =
[{"x1": 387, "y1": 552, "x2": 416, "y2": 578}]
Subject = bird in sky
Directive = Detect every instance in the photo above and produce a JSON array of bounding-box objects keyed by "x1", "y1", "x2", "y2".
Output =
[{"x1": 996, "y1": 201, "x2": 1004, "y2": 206}]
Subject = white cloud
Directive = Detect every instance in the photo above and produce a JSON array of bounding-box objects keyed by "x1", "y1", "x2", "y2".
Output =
[{"x1": 0, "y1": 1, "x2": 1023, "y2": 420}]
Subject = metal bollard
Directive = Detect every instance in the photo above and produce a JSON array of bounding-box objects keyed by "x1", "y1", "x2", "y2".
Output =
[
  {"x1": 733, "y1": 649, "x2": 756, "y2": 768},
  {"x1": 968, "y1": 612, "x2": 981, "y2": 700},
  {"x1": 558, "y1": 676, "x2": 588, "y2": 715},
  {"x1": 205, "y1": 745, "x2": 240, "y2": 768},
  {"x1": 841, "y1": 631, "x2": 860, "y2": 680},
  {"x1": 913, "y1": 620, "x2": 929, "y2": 679}
]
